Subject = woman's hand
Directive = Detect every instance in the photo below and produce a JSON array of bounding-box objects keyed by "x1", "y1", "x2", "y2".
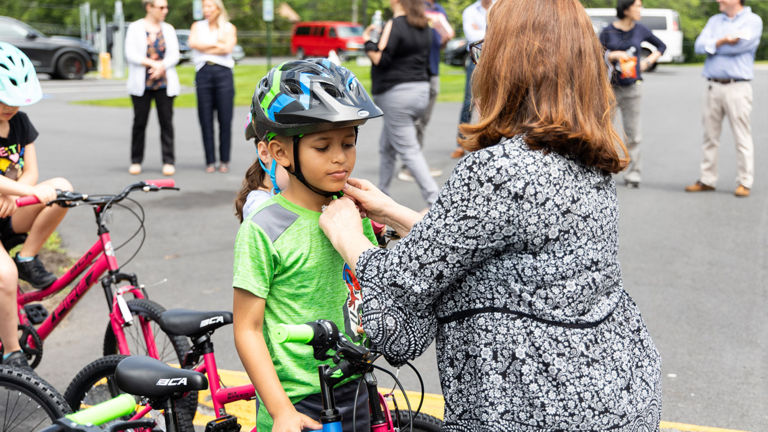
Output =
[
  {"x1": 271, "y1": 408, "x2": 322, "y2": 432},
  {"x1": 148, "y1": 60, "x2": 166, "y2": 80},
  {"x1": 0, "y1": 196, "x2": 17, "y2": 218},
  {"x1": 362, "y1": 24, "x2": 378, "y2": 42},
  {"x1": 319, "y1": 197, "x2": 363, "y2": 245},
  {"x1": 608, "y1": 50, "x2": 632, "y2": 62},
  {"x1": 342, "y1": 178, "x2": 396, "y2": 226}
]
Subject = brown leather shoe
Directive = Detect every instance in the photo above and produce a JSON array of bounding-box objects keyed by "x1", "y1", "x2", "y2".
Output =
[
  {"x1": 735, "y1": 184, "x2": 750, "y2": 197},
  {"x1": 450, "y1": 147, "x2": 465, "y2": 159},
  {"x1": 685, "y1": 181, "x2": 715, "y2": 192}
]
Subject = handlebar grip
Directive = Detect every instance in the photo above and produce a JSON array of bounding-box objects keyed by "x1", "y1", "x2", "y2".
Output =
[
  {"x1": 144, "y1": 179, "x2": 175, "y2": 188},
  {"x1": 272, "y1": 324, "x2": 314, "y2": 344},
  {"x1": 371, "y1": 221, "x2": 386, "y2": 235},
  {"x1": 15, "y1": 196, "x2": 41, "y2": 207},
  {"x1": 65, "y1": 393, "x2": 137, "y2": 426}
]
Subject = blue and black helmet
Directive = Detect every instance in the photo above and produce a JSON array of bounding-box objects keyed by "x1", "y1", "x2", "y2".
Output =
[{"x1": 245, "y1": 59, "x2": 382, "y2": 142}]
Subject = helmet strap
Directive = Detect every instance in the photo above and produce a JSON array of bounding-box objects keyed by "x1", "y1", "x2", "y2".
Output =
[
  {"x1": 288, "y1": 133, "x2": 355, "y2": 200},
  {"x1": 257, "y1": 157, "x2": 281, "y2": 195}
]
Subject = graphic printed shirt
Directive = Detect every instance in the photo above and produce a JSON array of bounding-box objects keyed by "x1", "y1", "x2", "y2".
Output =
[
  {"x1": 232, "y1": 194, "x2": 377, "y2": 431},
  {"x1": 0, "y1": 112, "x2": 36, "y2": 181}
]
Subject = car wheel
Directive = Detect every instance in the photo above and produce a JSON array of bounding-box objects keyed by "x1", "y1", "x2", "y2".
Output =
[
  {"x1": 337, "y1": 49, "x2": 347, "y2": 63},
  {"x1": 55, "y1": 52, "x2": 86, "y2": 80},
  {"x1": 640, "y1": 48, "x2": 657, "y2": 72},
  {"x1": 296, "y1": 47, "x2": 305, "y2": 60}
]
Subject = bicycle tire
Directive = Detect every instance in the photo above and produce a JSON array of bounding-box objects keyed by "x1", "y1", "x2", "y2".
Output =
[
  {"x1": 102, "y1": 299, "x2": 197, "y2": 424},
  {"x1": 64, "y1": 355, "x2": 196, "y2": 432},
  {"x1": 390, "y1": 411, "x2": 443, "y2": 432},
  {"x1": 0, "y1": 365, "x2": 71, "y2": 432}
]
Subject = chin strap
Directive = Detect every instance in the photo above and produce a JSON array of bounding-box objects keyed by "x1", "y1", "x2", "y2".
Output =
[{"x1": 287, "y1": 127, "x2": 359, "y2": 199}]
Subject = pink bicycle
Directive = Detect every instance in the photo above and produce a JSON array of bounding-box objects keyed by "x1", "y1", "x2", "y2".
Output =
[
  {"x1": 0, "y1": 180, "x2": 191, "y2": 370},
  {"x1": 65, "y1": 313, "x2": 442, "y2": 432}
]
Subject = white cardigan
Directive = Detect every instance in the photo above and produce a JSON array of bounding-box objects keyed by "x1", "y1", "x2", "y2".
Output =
[{"x1": 125, "y1": 19, "x2": 180, "y2": 97}]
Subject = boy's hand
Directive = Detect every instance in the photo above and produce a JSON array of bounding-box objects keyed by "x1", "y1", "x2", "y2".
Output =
[
  {"x1": 0, "y1": 195, "x2": 17, "y2": 218},
  {"x1": 30, "y1": 184, "x2": 57, "y2": 204},
  {"x1": 272, "y1": 408, "x2": 322, "y2": 432}
]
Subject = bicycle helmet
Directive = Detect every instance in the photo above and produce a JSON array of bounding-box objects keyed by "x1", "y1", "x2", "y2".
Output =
[
  {"x1": 0, "y1": 42, "x2": 42, "y2": 107},
  {"x1": 245, "y1": 59, "x2": 382, "y2": 197}
]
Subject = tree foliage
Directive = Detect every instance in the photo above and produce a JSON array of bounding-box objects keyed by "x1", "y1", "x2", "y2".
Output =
[{"x1": 1, "y1": 0, "x2": 765, "y2": 60}]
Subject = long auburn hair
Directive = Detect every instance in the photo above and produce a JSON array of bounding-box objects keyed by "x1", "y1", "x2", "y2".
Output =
[
  {"x1": 234, "y1": 155, "x2": 268, "y2": 222},
  {"x1": 399, "y1": 0, "x2": 429, "y2": 29},
  {"x1": 459, "y1": 0, "x2": 628, "y2": 174}
]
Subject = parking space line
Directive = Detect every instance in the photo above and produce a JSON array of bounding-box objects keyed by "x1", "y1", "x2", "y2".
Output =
[{"x1": 196, "y1": 369, "x2": 750, "y2": 432}]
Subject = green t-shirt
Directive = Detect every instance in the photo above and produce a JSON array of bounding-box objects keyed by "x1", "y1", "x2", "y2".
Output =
[{"x1": 232, "y1": 194, "x2": 376, "y2": 430}]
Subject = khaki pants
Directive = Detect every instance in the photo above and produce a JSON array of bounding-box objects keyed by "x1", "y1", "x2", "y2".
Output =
[
  {"x1": 614, "y1": 84, "x2": 643, "y2": 184},
  {"x1": 700, "y1": 81, "x2": 754, "y2": 188}
]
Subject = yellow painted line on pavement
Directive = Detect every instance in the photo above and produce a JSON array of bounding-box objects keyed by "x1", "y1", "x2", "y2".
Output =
[{"x1": 194, "y1": 369, "x2": 750, "y2": 432}]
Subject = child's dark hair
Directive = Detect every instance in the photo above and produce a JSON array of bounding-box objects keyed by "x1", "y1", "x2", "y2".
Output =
[{"x1": 234, "y1": 157, "x2": 268, "y2": 222}]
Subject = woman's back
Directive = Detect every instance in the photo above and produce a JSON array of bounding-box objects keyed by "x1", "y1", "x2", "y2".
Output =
[{"x1": 370, "y1": 16, "x2": 431, "y2": 95}]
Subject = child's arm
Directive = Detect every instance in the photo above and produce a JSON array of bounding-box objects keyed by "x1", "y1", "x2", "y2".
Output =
[
  {"x1": 15, "y1": 143, "x2": 38, "y2": 187},
  {"x1": 233, "y1": 288, "x2": 322, "y2": 432}
]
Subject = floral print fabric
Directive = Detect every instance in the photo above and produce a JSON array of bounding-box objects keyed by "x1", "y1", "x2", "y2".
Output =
[
  {"x1": 357, "y1": 135, "x2": 662, "y2": 431},
  {"x1": 145, "y1": 30, "x2": 167, "y2": 90}
]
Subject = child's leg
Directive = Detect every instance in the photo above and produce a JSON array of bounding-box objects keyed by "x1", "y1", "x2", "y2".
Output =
[
  {"x1": 0, "y1": 249, "x2": 20, "y2": 353},
  {"x1": 12, "y1": 177, "x2": 72, "y2": 257}
]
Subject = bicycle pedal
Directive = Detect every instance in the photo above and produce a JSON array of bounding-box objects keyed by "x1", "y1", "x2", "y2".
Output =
[
  {"x1": 23, "y1": 304, "x2": 48, "y2": 325},
  {"x1": 204, "y1": 415, "x2": 241, "y2": 432}
]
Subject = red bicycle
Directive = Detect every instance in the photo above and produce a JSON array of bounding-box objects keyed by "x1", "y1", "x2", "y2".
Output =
[{"x1": 0, "y1": 180, "x2": 191, "y2": 370}]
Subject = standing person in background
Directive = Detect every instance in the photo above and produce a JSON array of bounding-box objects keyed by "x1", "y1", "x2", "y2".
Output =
[
  {"x1": 125, "y1": 0, "x2": 180, "y2": 177},
  {"x1": 189, "y1": 0, "x2": 237, "y2": 173},
  {"x1": 599, "y1": 0, "x2": 665, "y2": 189},
  {"x1": 685, "y1": 0, "x2": 762, "y2": 197},
  {"x1": 398, "y1": 0, "x2": 448, "y2": 182},
  {"x1": 364, "y1": 0, "x2": 439, "y2": 210},
  {"x1": 451, "y1": 0, "x2": 490, "y2": 159}
]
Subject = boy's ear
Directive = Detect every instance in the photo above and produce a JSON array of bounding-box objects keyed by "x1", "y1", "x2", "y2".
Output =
[{"x1": 268, "y1": 139, "x2": 292, "y2": 170}]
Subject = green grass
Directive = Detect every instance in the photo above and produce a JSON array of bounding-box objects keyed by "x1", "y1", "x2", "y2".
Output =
[{"x1": 74, "y1": 62, "x2": 468, "y2": 108}]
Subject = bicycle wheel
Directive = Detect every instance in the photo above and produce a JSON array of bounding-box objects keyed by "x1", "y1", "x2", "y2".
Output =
[
  {"x1": 64, "y1": 355, "x2": 196, "y2": 432},
  {"x1": 390, "y1": 411, "x2": 443, "y2": 432},
  {"x1": 102, "y1": 299, "x2": 197, "y2": 425},
  {"x1": 0, "y1": 365, "x2": 71, "y2": 432}
]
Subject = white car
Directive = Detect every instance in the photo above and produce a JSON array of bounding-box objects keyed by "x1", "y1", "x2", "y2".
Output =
[{"x1": 586, "y1": 8, "x2": 685, "y2": 71}]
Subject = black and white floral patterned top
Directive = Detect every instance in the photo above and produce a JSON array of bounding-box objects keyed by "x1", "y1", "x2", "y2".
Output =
[{"x1": 357, "y1": 135, "x2": 662, "y2": 431}]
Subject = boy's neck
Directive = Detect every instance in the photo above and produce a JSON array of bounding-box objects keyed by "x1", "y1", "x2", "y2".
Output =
[{"x1": 281, "y1": 178, "x2": 333, "y2": 212}]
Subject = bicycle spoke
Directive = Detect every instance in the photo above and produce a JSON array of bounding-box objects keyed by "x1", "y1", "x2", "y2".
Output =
[
  {"x1": 7, "y1": 402, "x2": 42, "y2": 432},
  {"x1": 5, "y1": 395, "x2": 32, "y2": 431}
]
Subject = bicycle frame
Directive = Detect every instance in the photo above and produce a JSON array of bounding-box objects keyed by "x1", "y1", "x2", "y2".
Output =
[{"x1": 8, "y1": 208, "x2": 156, "y2": 358}]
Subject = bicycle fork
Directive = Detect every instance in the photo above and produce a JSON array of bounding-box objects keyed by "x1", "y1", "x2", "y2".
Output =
[{"x1": 317, "y1": 366, "x2": 392, "y2": 432}]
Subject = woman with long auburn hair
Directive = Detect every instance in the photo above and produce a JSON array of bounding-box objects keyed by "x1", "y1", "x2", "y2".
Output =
[{"x1": 319, "y1": 0, "x2": 662, "y2": 430}]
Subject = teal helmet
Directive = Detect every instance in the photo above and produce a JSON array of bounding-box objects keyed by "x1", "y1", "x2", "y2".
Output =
[
  {"x1": 0, "y1": 42, "x2": 42, "y2": 107},
  {"x1": 245, "y1": 59, "x2": 382, "y2": 198}
]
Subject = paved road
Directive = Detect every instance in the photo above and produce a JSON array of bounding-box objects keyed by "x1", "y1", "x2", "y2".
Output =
[{"x1": 22, "y1": 64, "x2": 768, "y2": 431}]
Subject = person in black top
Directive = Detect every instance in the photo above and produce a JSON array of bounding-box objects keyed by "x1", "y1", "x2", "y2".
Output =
[
  {"x1": 363, "y1": 0, "x2": 439, "y2": 209},
  {"x1": 599, "y1": 0, "x2": 666, "y2": 188}
]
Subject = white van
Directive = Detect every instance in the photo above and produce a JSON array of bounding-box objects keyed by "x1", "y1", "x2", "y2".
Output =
[{"x1": 586, "y1": 8, "x2": 685, "y2": 70}]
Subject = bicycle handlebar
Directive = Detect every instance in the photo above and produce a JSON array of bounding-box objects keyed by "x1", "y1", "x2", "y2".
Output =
[
  {"x1": 272, "y1": 324, "x2": 314, "y2": 344},
  {"x1": 15, "y1": 179, "x2": 178, "y2": 208},
  {"x1": 65, "y1": 393, "x2": 137, "y2": 426}
]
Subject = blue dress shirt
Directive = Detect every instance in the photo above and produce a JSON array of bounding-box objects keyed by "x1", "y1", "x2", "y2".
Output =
[{"x1": 694, "y1": 7, "x2": 763, "y2": 80}]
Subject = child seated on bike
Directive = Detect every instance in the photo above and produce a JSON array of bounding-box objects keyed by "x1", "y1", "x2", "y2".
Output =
[
  {"x1": 0, "y1": 42, "x2": 73, "y2": 370},
  {"x1": 234, "y1": 125, "x2": 289, "y2": 222},
  {"x1": 232, "y1": 59, "x2": 383, "y2": 432}
]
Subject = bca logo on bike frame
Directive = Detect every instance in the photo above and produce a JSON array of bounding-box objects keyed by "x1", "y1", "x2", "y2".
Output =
[
  {"x1": 157, "y1": 378, "x2": 187, "y2": 386},
  {"x1": 200, "y1": 316, "x2": 224, "y2": 327}
]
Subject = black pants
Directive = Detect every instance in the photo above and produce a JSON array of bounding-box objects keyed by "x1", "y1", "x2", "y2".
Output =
[
  {"x1": 131, "y1": 88, "x2": 175, "y2": 165},
  {"x1": 196, "y1": 64, "x2": 234, "y2": 165},
  {"x1": 293, "y1": 378, "x2": 371, "y2": 432}
]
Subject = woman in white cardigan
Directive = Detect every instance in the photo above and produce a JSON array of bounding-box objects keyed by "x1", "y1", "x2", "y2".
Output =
[{"x1": 125, "y1": 0, "x2": 180, "y2": 176}]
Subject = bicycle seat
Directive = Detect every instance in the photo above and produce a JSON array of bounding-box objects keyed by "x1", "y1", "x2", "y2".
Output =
[
  {"x1": 115, "y1": 356, "x2": 208, "y2": 399},
  {"x1": 159, "y1": 309, "x2": 233, "y2": 336}
]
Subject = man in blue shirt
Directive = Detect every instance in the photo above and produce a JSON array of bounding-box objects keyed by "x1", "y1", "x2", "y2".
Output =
[{"x1": 685, "y1": 0, "x2": 763, "y2": 197}]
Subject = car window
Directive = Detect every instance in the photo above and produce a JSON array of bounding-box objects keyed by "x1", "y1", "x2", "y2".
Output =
[
  {"x1": 318, "y1": 26, "x2": 325, "y2": 37},
  {"x1": 329, "y1": 27, "x2": 337, "y2": 38},
  {"x1": 295, "y1": 26, "x2": 311, "y2": 36},
  {"x1": 640, "y1": 16, "x2": 667, "y2": 30},
  {"x1": 0, "y1": 23, "x2": 29, "y2": 38},
  {"x1": 337, "y1": 26, "x2": 363, "y2": 38},
  {"x1": 589, "y1": 16, "x2": 615, "y2": 34}
]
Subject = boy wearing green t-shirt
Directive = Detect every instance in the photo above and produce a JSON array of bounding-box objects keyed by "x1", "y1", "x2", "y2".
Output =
[{"x1": 233, "y1": 60, "x2": 383, "y2": 432}]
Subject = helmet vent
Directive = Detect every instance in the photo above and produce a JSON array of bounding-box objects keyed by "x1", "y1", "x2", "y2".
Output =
[
  {"x1": 320, "y1": 83, "x2": 341, "y2": 98},
  {"x1": 284, "y1": 82, "x2": 302, "y2": 95},
  {"x1": 8, "y1": 78, "x2": 17, "y2": 87},
  {"x1": 6, "y1": 55, "x2": 14, "y2": 66},
  {"x1": 0, "y1": 64, "x2": 8, "y2": 71}
]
